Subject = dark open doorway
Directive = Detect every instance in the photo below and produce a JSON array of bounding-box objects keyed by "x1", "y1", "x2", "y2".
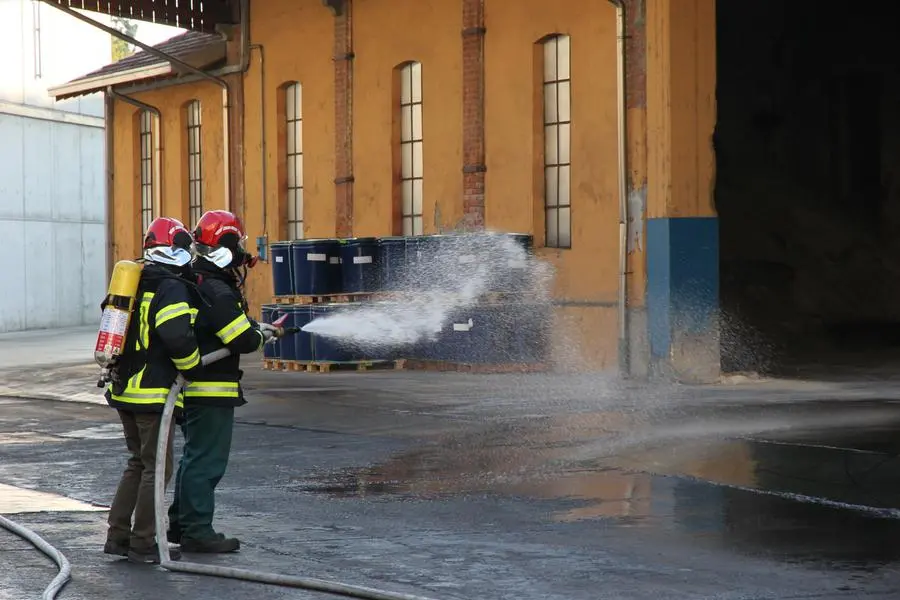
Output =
[{"x1": 716, "y1": 1, "x2": 900, "y2": 376}]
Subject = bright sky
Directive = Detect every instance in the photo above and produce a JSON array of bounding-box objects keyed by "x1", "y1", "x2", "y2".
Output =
[{"x1": 132, "y1": 20, "x2": 186, "y2": 46}]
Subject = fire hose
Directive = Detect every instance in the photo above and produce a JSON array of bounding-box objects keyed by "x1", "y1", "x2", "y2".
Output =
[
  {"x1": 0, "y1": 514, "x2": 71, "y2": 600},
  {"x1": 153, "y1": 345, "x2": 444, "y2": 600},
  {"x1": 0, "y1": 332, "x2": 443, "y2": 599}
]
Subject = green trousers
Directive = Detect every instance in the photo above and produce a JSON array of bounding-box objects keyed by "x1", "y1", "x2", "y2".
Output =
[{"x1": 168, "y1": 405, "x2": 234, "y2": 540}]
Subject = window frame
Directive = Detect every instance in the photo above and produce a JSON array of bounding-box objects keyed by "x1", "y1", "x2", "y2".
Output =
[
  {"x1": 186, "y1": 100, "x2": 203, "y2": 229},
  {"x1": 285, "y1": 82, "x2": 304, "y2": 240},
  {"x1": 542, "y1": 34, "x2": 572, "y2": 249},
  {"x1": 139, "y1": 109, "x2": 155, "y2": 236},
  {"x1": 399, "y1": 61, "x2": 424, "y2": 237}
]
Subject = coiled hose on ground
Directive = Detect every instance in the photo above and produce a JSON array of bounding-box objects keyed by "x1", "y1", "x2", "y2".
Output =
[{"x1": 0, "y1": 513, "x2": 71, "y2": 599}]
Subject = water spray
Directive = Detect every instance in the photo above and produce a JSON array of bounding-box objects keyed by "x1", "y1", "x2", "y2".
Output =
[{"x1": 300, "y1": 233, "x2": 554, "y2": 354}]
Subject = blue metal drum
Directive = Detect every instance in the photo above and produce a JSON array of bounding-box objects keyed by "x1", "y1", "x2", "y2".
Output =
[
  {"x1": 289, "y1": 305, "x2": 315, "y2": 362},
  {"x1": 291, "y1": 239, "x2": 341, "y2": 295},
  {"x1": 270, "y1": 242, "x2": 293, "y2": 296},
  {"x1": 310, "y1": 304, "x2": 358, "y2": 362},
  {"x1": 261, "y1": 304, "x2": 280, "y2": 360},
  {"x1": 339, "y1": 237, "x2": 379, "y2": 293},
  {"x1": 491, "y1": 232, "x2": 534, "y2": 292},
  {"x1": 502, "y1": 303, "x2": 550, "y2": 363},
  {"x1": 407, "y1": 319, "x2": 447, "y2": 361},
  {"x1": 436, "y1": 305, "x2": 508, "y2": 364},
  {"x1": 377, "y1": 236, "x2": 407, "y2": 291},
  {"x1": 276, "y1": 306, "x2": 299, "y2": 361},
  {"x1": 411, "y1": 234, "x2": 454, "y2": 291}
]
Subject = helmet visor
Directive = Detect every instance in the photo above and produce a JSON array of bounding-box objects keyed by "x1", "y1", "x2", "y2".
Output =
[{"x1": 144, "y1": 246, "x2": 192, "y2": 267}]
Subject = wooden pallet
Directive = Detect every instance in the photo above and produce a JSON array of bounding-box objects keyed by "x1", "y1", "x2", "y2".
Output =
[
  {"x1": 274, "y1": 292, "x2": 379, "y2": 305},
  {"x1": 274, "y1": 359, "x2": 407, "y2": 373},
  {"x1": 262, "y1": 359, "x2": 288, "y2": 371},
  {"x1": 400, "y1": 359, "x2": 549, "y2": 374}
]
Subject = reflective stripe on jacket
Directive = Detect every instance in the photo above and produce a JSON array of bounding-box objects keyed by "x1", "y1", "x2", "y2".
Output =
[
  {"x1": 185, "y1": 259, "x2": 264, "y2": 408},
  {"x1": 106, "y1": 266, "x2": 202, "y2": 413}
]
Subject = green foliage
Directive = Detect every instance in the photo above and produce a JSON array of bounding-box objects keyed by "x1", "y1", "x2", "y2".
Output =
[{"x1": 111, "y1": 17, "x2": 139, "y2": 61}]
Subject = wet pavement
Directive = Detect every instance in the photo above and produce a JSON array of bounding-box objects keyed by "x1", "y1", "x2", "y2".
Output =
[{"x1": 1, "y1": 360, "x2": 900, "y2": 598}]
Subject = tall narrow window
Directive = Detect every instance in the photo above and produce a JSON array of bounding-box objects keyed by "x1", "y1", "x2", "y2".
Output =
[
  {"x1": 399, "y1": 62, "x2": 423, "y2": 236},
  {"x1": 285, "y1": 83, "x2": 303, "y2": 240},
  {"x1": 186, "y1": 100, "x2": 203, "y2": 228},
  {"x1": 139, "y1": 110, "x2": 155, "y2": 234},
  {"x1": 543, "y1": 35, "x2": 571, "y2": 248}
]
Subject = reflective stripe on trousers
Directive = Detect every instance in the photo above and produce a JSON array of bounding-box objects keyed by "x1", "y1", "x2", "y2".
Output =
[{"x1": 184, "y1": 381, "x2": 240, "y2": 399}]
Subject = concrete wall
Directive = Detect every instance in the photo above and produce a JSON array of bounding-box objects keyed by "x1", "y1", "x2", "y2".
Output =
[
  {"x1": 0, "y1": 1, "x2": 111, "y2": 332},
  {"x1": 0, "y1": 112, "x2": 106, "y2": 332}
]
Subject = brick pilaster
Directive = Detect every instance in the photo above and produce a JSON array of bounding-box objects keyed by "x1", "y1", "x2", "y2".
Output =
[
  {"x1": 461, "y1": 0, "x2": 486, "y2": 230},
  {"x1": 334, "y1": 0, "x2": 354, "y2": 237}
]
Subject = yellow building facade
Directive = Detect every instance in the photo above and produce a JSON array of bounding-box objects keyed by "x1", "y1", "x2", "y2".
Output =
[{"x1": 52, "y1": 0, "x2": 718, "y2": 378}]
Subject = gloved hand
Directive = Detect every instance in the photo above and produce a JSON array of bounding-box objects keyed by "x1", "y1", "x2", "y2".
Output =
[{"x1": 259, "y1": 323, "x2": 282, "y2": 344}]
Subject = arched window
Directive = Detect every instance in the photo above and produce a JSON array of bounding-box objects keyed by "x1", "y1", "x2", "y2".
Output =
[
  {"x1": 542, "y1": 35, "x2": 571, "y2": 248},
  {"x1": 138, "y1": 109, "x2": 156, "y2": 234},
  {"x1": 185, "y1": 100, "x2": 203, "y2": 228},
  {"x1": 398, "y1": 61, "x2": 423, "y2": 236},
  {"x1": 285, "y1": 82, "x2": 304, "y2": 240}
]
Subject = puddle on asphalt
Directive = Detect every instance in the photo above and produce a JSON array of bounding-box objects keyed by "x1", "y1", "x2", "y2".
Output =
[
  {"x1": 0, "y1": 483, "x2": 104, "y2": 514},
  {"x1": 0, "y1": 432, "x2": 62, "y2": 445},
  {"x1": 296, "y1": 407, "x2": 900, "y2": 566},
  {"x1": 57, "y1": 423, "x2": 124, "y2": 440}
]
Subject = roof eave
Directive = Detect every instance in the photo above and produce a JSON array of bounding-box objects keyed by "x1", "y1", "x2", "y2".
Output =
[{"x1": 49, "y1": 64, "x2": 175, "y2": 100}]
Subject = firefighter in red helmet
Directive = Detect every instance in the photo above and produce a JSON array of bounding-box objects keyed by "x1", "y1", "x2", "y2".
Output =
[
  {"x1": 167, "y1": 209, "x2": 276, "y2": 553},
  {"x1": 104, "y1": 217, "x2": 202, "y2": 564}
]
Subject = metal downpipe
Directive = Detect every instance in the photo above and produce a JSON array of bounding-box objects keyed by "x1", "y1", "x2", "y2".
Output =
[
  {"x1": 153, "y1": 349, "x2": 443, "y2": 600},
  {"x1": 607, "y1": 0, "x2": 630, "y2": 377}
]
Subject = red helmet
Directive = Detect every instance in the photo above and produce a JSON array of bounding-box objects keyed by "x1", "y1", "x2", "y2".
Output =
[
  {"x1": 143, "y1": 217, "x2": 193, "y2": 267},
  {"x1": 193, "y1": 210, "x2": 256, "y2": 269}
]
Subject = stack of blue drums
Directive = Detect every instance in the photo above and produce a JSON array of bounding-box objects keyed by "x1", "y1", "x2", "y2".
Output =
[{"x1": 266, "y1": 232, "x2": 546, "y2": 367}]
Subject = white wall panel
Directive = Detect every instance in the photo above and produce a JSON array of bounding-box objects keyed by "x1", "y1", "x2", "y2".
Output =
[
  {"x1": 22, "y1": 118, "x2": 53, "y2": 220},
  {"x1": 0, "y1": 114, "x2": 25, "y2": 220},
  {"x1": 0, "y1": 220, "x2": 27, "y2": 333},
  {"x1": 51, "y1": 123, "x2": 83, "y2": 221},
  {"x1": 81, "y1": 223, "x2": 105, "y2": 323},
  {"x1": 23, "y1": 220, "x2": 54, "y2": 330},
  {"x1": 80, "y1": 127, "x2": 105, "y2": 221},
  {"x1": 52, "y1": 222, "x2": 84, "y2": 325}
]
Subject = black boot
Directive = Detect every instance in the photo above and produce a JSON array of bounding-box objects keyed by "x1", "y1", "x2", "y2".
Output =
[
  {"x1": 127, "y1": 544, "x2": 182, "y2": 564},
  {"x1": 103, "y1": 538, "x2": 129, "y2": 557},
  {"x1": 180, "y1": 533, "x2": 240, "y2": 553}
]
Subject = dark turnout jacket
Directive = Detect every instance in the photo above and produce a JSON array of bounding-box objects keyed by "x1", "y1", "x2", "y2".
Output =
[
  {"x1": 106, "y1": 263, "x2": 202, "y2": 413},
  {"x1": 182, "y1": 258, "x2": 264, "y2": 408}
]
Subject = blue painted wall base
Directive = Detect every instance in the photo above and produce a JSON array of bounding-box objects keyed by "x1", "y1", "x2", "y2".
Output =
[{"x1": 647, "y1": 217, "x2": 720, "y2": 382}]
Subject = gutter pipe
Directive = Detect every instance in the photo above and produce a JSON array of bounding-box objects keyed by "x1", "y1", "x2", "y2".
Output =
[{"x1": 607, "y1": 0, "x2": 630, "y2": 377}]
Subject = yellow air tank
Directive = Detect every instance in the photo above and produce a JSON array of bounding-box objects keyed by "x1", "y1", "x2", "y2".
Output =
[{"x1": 94, "y1": 260, "x2": 143, "y2": 367}]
